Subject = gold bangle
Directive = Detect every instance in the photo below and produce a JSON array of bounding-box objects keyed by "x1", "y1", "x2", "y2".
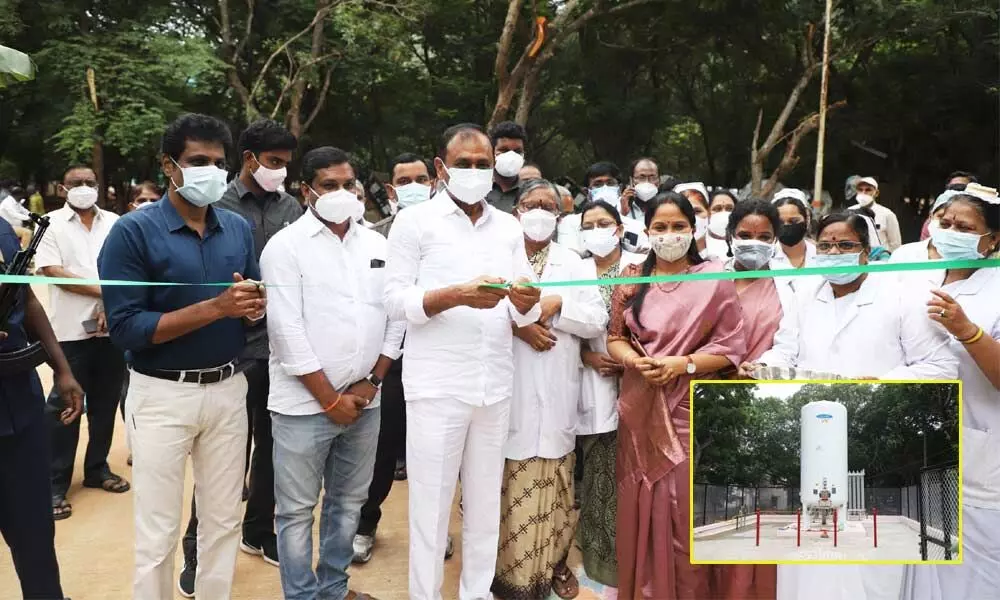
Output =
[
  {"x1": 323, "y1": 393, "x2": 342, "y2": 413},
  {"x1": 958, "y1": 327, "x2": 985, "y2": 345}
]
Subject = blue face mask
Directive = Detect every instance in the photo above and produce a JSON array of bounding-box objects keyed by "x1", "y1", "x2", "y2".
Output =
[
  {"x1": 171, "y1": 159, "x2": 228, "y2": 207},
  {"x1": 811, "y1": 252, "x2": 863, "y2": 285},
  {"x1": 931, "y1": 227, "x2": 987, "y2": 261}
]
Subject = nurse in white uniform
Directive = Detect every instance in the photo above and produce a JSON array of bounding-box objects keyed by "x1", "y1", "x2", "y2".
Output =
[
  {"x1": 771, "y1": 189, "x2": 817, "y2": 270},
  {"x1": 574, "y1": 199, "x2": 645, "y2": 588},
  {"x1": 897, "y1": 189, "x2": 1000, "y2": 600},
  {"x1": 745, "y1": 211, "x2": 959, "y2": 600}
]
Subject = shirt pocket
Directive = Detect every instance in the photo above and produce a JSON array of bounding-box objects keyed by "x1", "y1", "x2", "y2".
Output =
[
  {"x1": 963, "y1": 426, "x2": 1000, "y2": 503},
  {"x1": 362, "y1": 258, "x2": 387, "y2": 306}
]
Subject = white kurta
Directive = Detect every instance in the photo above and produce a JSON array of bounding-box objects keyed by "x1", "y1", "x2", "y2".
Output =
[
  {"x1": 576, "y1": 251, "x2": 646, "y2": 436},
  {"x1": 897, "y1": 267, "x2": 1000, "y2": 598},
  {"x1": 507, "y1": 243, "x2": 608, "y2": 460},
  {"x1": 757, "y1": 273, "x2": 959, "y2": 600}
]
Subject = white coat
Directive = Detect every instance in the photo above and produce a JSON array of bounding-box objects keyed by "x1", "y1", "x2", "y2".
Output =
[
  {"x1": 761, "y1": 272, "x2": 959, "y2": 600},
  {"x1": 506, "y1": 242, "x2": 608, "y2": 460},
  {"x1": 576, "y1": 251, "x2": 646, "y2": 436},
  {"x1": 757, "y1": 274, "x2": 958, "y2": 380}
]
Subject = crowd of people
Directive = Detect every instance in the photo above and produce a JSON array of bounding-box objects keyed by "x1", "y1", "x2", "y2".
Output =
[{"x1": 0, "y1": 112, "x2": 996, "y2": 600}]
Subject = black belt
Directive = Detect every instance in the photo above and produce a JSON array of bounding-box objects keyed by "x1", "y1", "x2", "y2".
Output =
[{"x1": 132, "y1": 361, "x2": 240, "y2": 385}]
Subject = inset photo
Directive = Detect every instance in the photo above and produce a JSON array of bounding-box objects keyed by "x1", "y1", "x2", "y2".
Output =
[{"x1": 690, "y1": 381, "x2": 961, "y2": 564}]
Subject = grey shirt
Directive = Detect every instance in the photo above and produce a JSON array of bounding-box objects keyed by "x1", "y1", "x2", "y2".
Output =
[
  {"x1": 486, "y1": 179, "x2": 521, "y2": 214},
  {"x1": 218, "y1": 177, "x2": 304, "y2": 360}
]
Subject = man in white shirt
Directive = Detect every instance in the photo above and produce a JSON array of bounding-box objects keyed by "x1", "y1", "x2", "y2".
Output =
[
  {"x1": 261, "y1": 146, "x2": 403, "y2": 600},
  {"x1": 384, "y1": 123, "x2": 542, "y2": 600},
  {"x1": 850, "y1": 177, "x2": 902, "y2": 251},
  {"x1": 35, "y1": 165, "x2": 127, "y2": 520}
]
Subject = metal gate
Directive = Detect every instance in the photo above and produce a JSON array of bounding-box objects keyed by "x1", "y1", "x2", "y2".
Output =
[{"x1": 918, "y1": 463, "x2": 959, "y2": 561}]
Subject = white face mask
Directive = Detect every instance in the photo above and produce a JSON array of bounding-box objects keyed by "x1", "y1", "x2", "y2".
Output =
[
  {"x1": 311, "y1": 187, "x2": 362, "y2": 224},
  {"x1": 171, "y1": 159, "x2": 229, "y2": 207},
  {"x1": 66, "y1": 185, "x2": 99, "y2": 210},
  {"x1": 634, "y1": 182, "x2": 658, "y2": 202},
  {"x1": 856, "y1": 193, "x2": 875, "y2": 207},
  {"x1": 495, "y1": 151, "x2": 525, "y2": 178},
  {"x1": 650, "y1": 232, "x2": 693, "y2": 262},
  {"x1": 590, "y1": 185, "x2": 620, "y2": 205},
  {"x1": 444, "y1": 166, "x2": 494, "y2": 205},
  {"x1": 251, "y1": 155, "x2": 287, "y2": 193},
  {"x1": 927, "y1": 219, "x2": 941, "y2": 235},
  {"x1": 694, "y1": 215, "x2": 709, "y2": 240},
  {"x1": 708, "y1": 211, "x2": 731, "y2": 237},
  {"x1": 519, "y1": 208, "x2": 558, "y2": 242},
  {"x1": 581, "y1": 227, "x2": 620, "y2": 257},
  {"x1": 393, "y1": 182, "x2": 431, "y2": 209}
]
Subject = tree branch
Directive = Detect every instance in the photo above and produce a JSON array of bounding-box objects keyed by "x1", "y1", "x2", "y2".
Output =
[
  {"x1": 495, "y1": 0, "x2": 525, "y2": 87},
  {"x1": 302, "y1": 64, "x2": 335, "y2": 133},
  {"x1": 234, "y1": 0, "x2": 254, "y2": 60},
  {"x1": 248, "y1": 4, "x2": 335, "y2": 105}
]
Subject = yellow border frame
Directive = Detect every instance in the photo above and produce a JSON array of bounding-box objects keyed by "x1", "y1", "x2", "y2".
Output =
[{"x1": 687, "y1": 378, "x2": 964, "y2": 565}]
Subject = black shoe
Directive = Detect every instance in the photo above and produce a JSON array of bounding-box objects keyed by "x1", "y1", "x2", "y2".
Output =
[
  {"x1": 177, "y1": 559, "x2": 196, "y2": 598},
  {"x1": 240, "y1": 534, "x2": 279, "y2": 567}
]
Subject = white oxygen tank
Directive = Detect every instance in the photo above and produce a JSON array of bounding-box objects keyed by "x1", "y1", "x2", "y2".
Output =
[{"x1": 799, "y1": 401, "x2": 848, "y2": 514}]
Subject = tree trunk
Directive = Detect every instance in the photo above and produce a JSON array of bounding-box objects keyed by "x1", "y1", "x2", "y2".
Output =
[
  {"x1": 287, "y1": 0, "x2": 330, "y2": 137},
  {"x1": 513, "y1": 63, "x2": 542, "y2": 126}
]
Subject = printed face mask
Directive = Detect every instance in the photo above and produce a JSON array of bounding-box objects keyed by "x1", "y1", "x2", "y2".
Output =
[
  {"x1": 650, "y1": 232, "x2": 693, "y2": 262},
  {"x1": 731, "y1": 239, "x2": 775, "y2": 270}
]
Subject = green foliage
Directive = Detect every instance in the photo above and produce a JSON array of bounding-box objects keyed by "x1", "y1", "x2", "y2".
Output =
[{"x1": 694, "y1": 383, "x2": 960, "y2": 488}]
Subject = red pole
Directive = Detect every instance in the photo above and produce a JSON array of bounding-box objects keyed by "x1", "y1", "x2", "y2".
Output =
[
  {"x1": 797, "y1": 508, "x2": 801, "y2": 547},
  {"x1": 873, "y1": 507, "x2": 878, "y2": 548},
  {"x1": 756, "y1": 508, "x2": 761, "y2": 547},
  {"x1": 834, "y1": 509, "x2": 838, "y2": 547}
]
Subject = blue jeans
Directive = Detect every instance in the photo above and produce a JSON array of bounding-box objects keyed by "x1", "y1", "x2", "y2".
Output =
[{"x1": 272, "y1": 407, "x2": 380, "y2": 600}]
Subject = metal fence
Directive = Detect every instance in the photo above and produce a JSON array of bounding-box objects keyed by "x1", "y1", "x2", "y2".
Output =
[
  {"x1": 694, "y1": 482, "x2": 938, "y2": 528},
  {"x1": 919, "y1": 463, "x2": 959, "y2": 561}
]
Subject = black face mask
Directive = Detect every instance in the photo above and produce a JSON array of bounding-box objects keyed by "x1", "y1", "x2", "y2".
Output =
[{"x1": 778, "y1": 221, "x2": 808, "y2": 246}]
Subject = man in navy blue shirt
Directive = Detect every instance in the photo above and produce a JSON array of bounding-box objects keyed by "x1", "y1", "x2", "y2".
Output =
[
  {"x1": 98, "y1": 113, "x2": 266, "y2": 600},
  {"x1": 0, "y1": 218, "x2": 84, "y2": 600}
]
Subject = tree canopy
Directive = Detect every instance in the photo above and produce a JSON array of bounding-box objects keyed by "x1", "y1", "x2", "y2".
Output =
[
  {"x1": 693, "y1": 383, "x2": 959, "y2": 488},
  {"x1": 1, "y1": 0, "x2": 996, "y2": 217}
]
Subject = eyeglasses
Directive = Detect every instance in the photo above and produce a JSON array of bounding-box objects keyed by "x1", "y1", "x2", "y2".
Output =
[
  {"x1": 633, "y1": 175, "x2": 658, "y2": 184},
  {"x1": 816, "y1": 241, "x2": 865, "y2": 253},
  {"x1": 518, "y1": 203, "x2": 559, "y2": 214}
]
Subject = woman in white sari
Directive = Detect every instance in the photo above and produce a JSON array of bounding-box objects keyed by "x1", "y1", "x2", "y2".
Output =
[
  {"x1": 742, "y1": 211, "x2": 959, "y2": 600},
  {"x1": 898, "y1": 189, "x2": 1000, "y2": 599}
]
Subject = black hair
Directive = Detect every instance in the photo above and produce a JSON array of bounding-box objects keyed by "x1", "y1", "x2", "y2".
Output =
[
  {"x1": 130, "y1": 181, "x2": 162, "y2": 202},
  {"x1": 947, "y1": 171, "x2": 978, "y2": 186},
  {"x1": 388, "y1": 152, "x2": 430, "y2": 182},
  {"x1": 945, "y1": 182, "x2": 969, "y2": 192},
  {"x1": 630, "y1": 192, "x2": 705, "y2": 325},
  {"x1": 161, "y1": 113, "x2": 233, "y2": 162},
  {"x1": 709, "y1": 189, "x2": 738, "y2": 210},
  {"x1": 944, "y1": 194, "x2": 1000, "y2": 234},
  {"x1": 584, "y1": 162, "x2": 621, "y2": 188},
  {"x1": 301, "y1": 146, "x2": 353, "y2": 186},
  {"x1": 817, "y1": 211, "x2": 871, "y2": 250},
  {"x1": 727, "y1": 199, "x2": 780, "y2": 256},
  {"x1": 488, "y1": 121, "x2": 527, "y2": 147},
  {"x1": 628, "y1": 157, "x2": 658, "y2": 179},
  {"x1": 439, "y1": 123, "x2": 487, "y2": 160},
  {"x1": 773, "y1": 196, "x2": 810, "y2": 221},
  {"x1": 62, "y1": 165, "x2": 95, "y2": 181},
  {"x1": 237, "y1": 119, "x2": 297, "y2": 164},
  {"x1": 854, "y1": 205, "x2": 877, "y2": 221},
  {"x1": 579, "y1": 199, "x2": 623, "y2": 227}
]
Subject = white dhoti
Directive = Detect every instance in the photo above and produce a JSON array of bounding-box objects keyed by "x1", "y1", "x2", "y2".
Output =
[
  {"x1": 406, "y1": 397, "x2": 511, "y2": 600},
  {"x1": 900, "y1": 503, "x2": 1000, "y2": 600},
  {"x1": 777, "y1": 565, "x2": 904, "y2": 600}
]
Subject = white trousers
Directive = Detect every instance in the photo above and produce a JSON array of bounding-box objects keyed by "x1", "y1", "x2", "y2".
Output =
[
  {"x1": 126, "y1": 370, "x2": 248, "y2": 600},
  {"x1": 777, "y1": 564, "x2": 904, "y2": 600},
  {"x1": 406, "y1": 397, "x2": 510, "y2": 600}
]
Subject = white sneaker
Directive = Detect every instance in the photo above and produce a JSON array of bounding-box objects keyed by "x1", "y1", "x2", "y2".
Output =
[{"x1": 353, "y1": 534, "x2": 375, "y2": 564}]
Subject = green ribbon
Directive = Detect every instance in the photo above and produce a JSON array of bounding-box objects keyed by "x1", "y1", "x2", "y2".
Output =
[
  {"x1": 3, "y1": 258, "x2": 998, "y2": 288},
  {"x1": 488, "y1": 258, "x2": 1000, "y2": 289}
]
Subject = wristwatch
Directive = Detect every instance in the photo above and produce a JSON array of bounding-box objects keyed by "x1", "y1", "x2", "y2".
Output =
[
  {"x1": 364, "y1": 373, "x2": 382, "y2": 390},
  {"x1": 685, "y1": 356, "x2": 696, "y2": 375}
]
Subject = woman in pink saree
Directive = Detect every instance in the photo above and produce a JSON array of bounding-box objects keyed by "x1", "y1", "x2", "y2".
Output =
[{"x1": 607, "y1": 193, "x2": 747, "y2": 599}]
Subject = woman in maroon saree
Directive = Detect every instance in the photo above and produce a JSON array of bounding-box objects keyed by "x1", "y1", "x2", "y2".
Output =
[{"x1": 607, "y1": 193, "x2": 747, "y2": 599}]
